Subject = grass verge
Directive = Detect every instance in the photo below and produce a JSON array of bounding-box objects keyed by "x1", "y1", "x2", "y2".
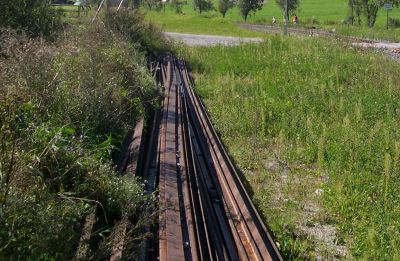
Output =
[
  {"x1": 0, "y1": 11, "x2": 163, "y2": 259},
  {"x1": 185, "y1": 36, "x2": 400, "y2": 259}
]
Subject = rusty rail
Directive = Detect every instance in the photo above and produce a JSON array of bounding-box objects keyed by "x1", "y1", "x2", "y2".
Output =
[{"x1": 142, "y1": 56, "x2": 282, "y2": 261}]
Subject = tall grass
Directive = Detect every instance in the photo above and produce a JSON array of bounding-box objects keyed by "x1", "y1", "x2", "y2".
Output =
[
  {"x1": 0, "y1": 20, "x2": 158, "y2": 259},
  {"x1": 186, "y1": 36, "x2": 400, "y2": 259},
  {"x1": 0, "y1": 0, "x2": 63, "y2": 40}
]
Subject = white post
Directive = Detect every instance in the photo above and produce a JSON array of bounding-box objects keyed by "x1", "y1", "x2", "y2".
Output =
[
  {"x1": 117, "y1": 0, "x2": 125, "y2": 11},
  {"x1": 92, "y1": 0, "x2": 106, "y2": 23}
]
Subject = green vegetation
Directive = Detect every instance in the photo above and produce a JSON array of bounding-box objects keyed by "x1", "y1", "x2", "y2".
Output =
[
  {"x1": 218, "y1": 0, "x2": 234, "y2": 18},
  {"x1": 104, "y1": 9, "x2": 172, "y2": 54},
  {"x1": 2, "y1": 0, "x2": 400, "y2": 259},
  {"x1": 335, "y1": 24, "x2": 400, "y2": 41},
  {"x1": 0, "y1": 9, "x2": 164, "y2": 260},
  {"x1": 275, "y1": 0, "x2": 300, "y2": 21},
  {"x1": 351, "y1": 0, "x2": 400, "y2": 27},
  {"x1": 193, "y1": 0, "x2": 214, "y2": 13},
  {"x1": 146, "y1": 6, "x2": 264, "y2": 37},
  {"x1": 185, "y1": 37, "x2": 400, "y2": 259},
  {"x1": 146, "y1": 0, "x2": 400, "y2": 40},
  {"x1": 0, "y1": 0, "x2": 63, "y2": 39},
  {"x1": 238, "y1": 0, "x2": 263, "y2": 21}
]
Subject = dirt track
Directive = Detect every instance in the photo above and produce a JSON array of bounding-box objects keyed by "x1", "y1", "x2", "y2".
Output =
[{"x1": 164, "y1": 32, "x2": 263, "y2": 46}]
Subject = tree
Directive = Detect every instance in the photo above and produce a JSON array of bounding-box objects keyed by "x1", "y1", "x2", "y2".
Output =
[
  {"x1": 218, "y1": 0, "x2": 234, "y2": 17},
  {"x1": 172, "y1": 0, "x2": 184, "y2": 13},
  {"x1": 275, "y1": 0, "x2": 300, "y2": 21},
  {"x1": 144, "y1": 0, "x2": 162, "y2": 10},
  {"x1": 238, "y1": 0, "x2": 263, "y2": 21},
  {"x1": 362, "y1": 0, "x2": 380, "y2": 27},
  {"x1": 350, "y1": 0, "x2": 400, "y2": 27},
  {"x1": 348, "y1": 0, "x2": 363, "y2": 25},
  {"x1": 193, "y1": 0, "x2": 214, "y2": 13},
  {"x1": 354, "y1": 0, "x2": 363, "y2": 25}
]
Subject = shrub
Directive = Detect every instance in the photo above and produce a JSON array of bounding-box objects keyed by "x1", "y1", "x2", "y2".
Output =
[
  {"x1": 304, "y1": 16, "x2": 320, "y2": 25},
  {"x1": 0, "y1": 0, "x2": 62, "y2": 40},
  {"x1": 389, "y1": 17, "x2": 400, "y2": 28},
  {"x1": 103, "y1": 9, "x2": 171, "y2": 55},
  {"x1": 323, "y1": 19, "x2": 339, "y2": 25},
  {"x1": 171, "y1": 0, "x2": 184, "y2": 14},
  {"x1": 0, "y1": 23, "x2": 157, "y2": 259}
]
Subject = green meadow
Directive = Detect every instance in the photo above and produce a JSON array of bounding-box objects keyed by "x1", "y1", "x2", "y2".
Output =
[
  {"x1": 184, "y1": 37, "x2": 400, "y2": 259},
  {"x1": 146, "y1": 0, "x2": 400, "y2": 40}
]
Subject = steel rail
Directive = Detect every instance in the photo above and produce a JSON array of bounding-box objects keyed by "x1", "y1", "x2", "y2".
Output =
[
  {"x1": 179, "y1": 59, "x2": 282, "y2": 261},
  {"x1": 177, "y1": 62, "x2": 235, "y2": 261},
  {"x1": 145, "y1": 57, "x2": 282, "y2": 261}
]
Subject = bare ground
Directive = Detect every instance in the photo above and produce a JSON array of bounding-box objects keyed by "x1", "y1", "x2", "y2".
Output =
[{"x1": 164, "y1": 32, "x2": 263, "y2": 46}]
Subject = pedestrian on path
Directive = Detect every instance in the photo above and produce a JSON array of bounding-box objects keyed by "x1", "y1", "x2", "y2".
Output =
[{"x1": 293, "y1": 15, "x2": 298, "y2": 25}]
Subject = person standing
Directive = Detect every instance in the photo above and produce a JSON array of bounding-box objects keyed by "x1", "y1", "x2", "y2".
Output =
[{"x1": 293, "y1": 14, "x2": 298, "y2": 25}]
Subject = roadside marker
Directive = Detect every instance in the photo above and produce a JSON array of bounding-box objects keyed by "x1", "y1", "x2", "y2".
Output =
[{"x1": 384, "y1": 3, "x2": 393, "y2": 30}]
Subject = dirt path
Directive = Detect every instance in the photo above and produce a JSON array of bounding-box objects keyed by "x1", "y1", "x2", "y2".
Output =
[{"x1": 164, "y1": 32, "x2": 263, "y2": 46}]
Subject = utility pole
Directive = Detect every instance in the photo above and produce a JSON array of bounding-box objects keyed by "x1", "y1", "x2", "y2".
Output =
[{"x1": 283, "y1": 0, "x2": 288, "y2": 35}]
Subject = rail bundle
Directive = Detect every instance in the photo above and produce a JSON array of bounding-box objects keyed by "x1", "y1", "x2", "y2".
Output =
[{"x1": 141, "y1": 56, "x2": 283, "y2": 261}]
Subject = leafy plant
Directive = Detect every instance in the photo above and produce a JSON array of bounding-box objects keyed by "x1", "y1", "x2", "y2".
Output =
[
  {"x1": 238, "y1": 0, "x2": 264, "y2": 20},
  {"x1": 193, "y1": 0, "x2": 214, "y2": 13},
  {"x1": 104, "y1": 9, "x2": 172, "y2": 55},
  {"x1": 0, "y1": 20, "x2": 159, "y2": 259},
  {"x1": 275, "y1": 0, "x2": 300, "y2": 21},
  {"x1": 218, "y1": 0, "x2": 235, "y2": 17},
  {"x1": 0, "y1": 0, "x2": 62, "y2": 40}
]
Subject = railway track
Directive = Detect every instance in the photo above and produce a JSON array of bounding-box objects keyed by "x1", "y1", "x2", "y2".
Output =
[{"x1": 142, "y1": 56, "x2": 282, "y2": 261}]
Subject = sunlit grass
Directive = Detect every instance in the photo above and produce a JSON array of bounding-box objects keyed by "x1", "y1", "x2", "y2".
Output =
[
  {"x1": 186, "y1": 36, "x2": 400, "y2": 259},
  {"x1": 145, "y1": 0, "x2": 400, "y2": 41},
  {"x1": 145, "y1": 7, "x2": 264, "y2": 37}
]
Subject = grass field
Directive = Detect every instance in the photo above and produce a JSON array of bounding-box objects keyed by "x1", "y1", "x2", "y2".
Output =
[
  {"x1": 146, "y1": 6, "x2": 264, "y2": 37},
  {"x1": 146, "y1": 0, "x2": 400, "y2": 40},
  {"x1": 184, "y1": 37, "x2": 400, "y2": 259}
]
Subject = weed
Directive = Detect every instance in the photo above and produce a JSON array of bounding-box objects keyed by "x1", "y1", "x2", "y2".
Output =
[
  {"x1": 0, "y1": 21, "x2": 158, "y2": 259},
  {"x1": 104, "y1": 9, "x2": 173, "y2": 55},
  {"x1": 186, "y1": 35, "x2": 400, "y2": 259},
  {"x1": 0, "y1": 0, "x2": 63, "y2": 40}
]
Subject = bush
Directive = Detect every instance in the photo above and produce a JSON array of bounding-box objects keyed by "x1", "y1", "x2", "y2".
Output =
[
  {"x1": 104, "y1": 9, "x2": 172, "y2": 55},
  {"x1": 172, "y1": 0, "x2": 184, "y2": 14},
  {"x1": 389, "y1": 17, "x2": 400, "y2": 28},
  {"x1": 304, "y1": 16, "x2": 320, "y2": 25},
  {"x1": 0, "y1": 0, "x2": 62, "y2": 40},
  {"x1": 323, "y1": 19, "x2": 339, "y2": 25},
  {"x1": 0, "y1": 24, "x2": 157, "y2": 259}
]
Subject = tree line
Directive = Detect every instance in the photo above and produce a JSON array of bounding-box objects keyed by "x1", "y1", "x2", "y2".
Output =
[
  {"x1": 145, "y1": 0, "x2": 399, "y2": 27},
  {"x1": 174, "y1": 0, "x2": 300, "y2": 21},
  {"x1": 349, "y1": 0, "x2": 400, "y2": 27}
]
